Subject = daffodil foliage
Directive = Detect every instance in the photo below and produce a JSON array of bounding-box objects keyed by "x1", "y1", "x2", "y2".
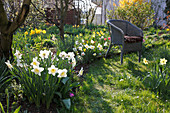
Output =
[{"x1": 7, "y1": 49, "x2": 80, "y2": 109}]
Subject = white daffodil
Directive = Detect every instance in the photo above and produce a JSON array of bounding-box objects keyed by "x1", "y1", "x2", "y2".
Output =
[
  {"x1": 39, "y1": 50, "x2": 51, "y2": 60},
  {"x1": 78, "y1": 67, "x2": 84, "y2": 76},
  {"x1": 97, "y1": 43, "x2": 103, "y2": 50},
  {"x1": 91, "y1": 40, "x2": 95, "y2": 44},
  {"x1": 72, "y1": 57, "x2": 76, "y2": 68},
  {"x1": 78, "y1": 46, "x2": 83, "y2": 51},
  {"x1": 52, "y1": 34, "x2": 57, "y2": 41},
  {"x1": 75, "y1": 41, "x2": 79, "y2": 45},
  {"x1": 81, "y1": 52, "x2": 85, "y2": 56},
  {"x1": 73, "y1": 48, "x2": 77, "y2": 52},
  {"x1": 14, "y1": 50, "x2": 22, "y2": 59},
  {"x1": 59, "y1": 51, "x2": 67, "y2": 60},
  {"x1": 48, "y1": 65, "x2": 58, "y2": 76},
  {"x1": 160, "y1": 58, "x2": 167, "y2": 65},
  {"x1": 90, "y1": 45, "x2": 95, "y2": 50},
  {"x1": 104, "y1": 42, "x2": 108, "y2": 46},
  {"x1": 23, "y1": 63, "x2": 28, "y2": 71},
  {"x1": 31, "y1": 57, "x2": 40, "y2": 67},
  {"x1": 84, "y1": 44, "x2": 89, "y2": 49},
  {"x1": 101, "y1": 36, "x2": 104, "y2": 39},
  {"x1": 16, "y1": 59, "x2": 23, "y2": 67},
  {"x1": 66, "y1": 52, "x2": 75, "y2": 60},
  {"x1": 82, "y1": 39, "x2": 85, "y2": 43},
  {"x1": 57, "y1": 69, "x2": 67, "y2": 78},
  {"x1": 5, "y1": 60, "x2": 13, "y2": 70},
  {"x1": 31, "y1": 66, "x2": 44, "y2": 76}
]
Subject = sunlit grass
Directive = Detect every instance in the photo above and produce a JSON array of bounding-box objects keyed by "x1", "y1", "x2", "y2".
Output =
[{"x1": 74, "y1": 45, "x2": 170, "y2": 112}]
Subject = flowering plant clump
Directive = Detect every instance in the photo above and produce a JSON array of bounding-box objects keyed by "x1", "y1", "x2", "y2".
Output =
[
  {"x1": 73, "y1": 30, "x2": 110, "y2": 63},
  {"x1": 7, "y1": 49, "x2": 81, "y2": 109},
  {"x1": 142, "y1": 58, "x2": 169, "y2": 97},
  {"x1": 111, "y1": 0, "x2": 155, "y2": 29}
]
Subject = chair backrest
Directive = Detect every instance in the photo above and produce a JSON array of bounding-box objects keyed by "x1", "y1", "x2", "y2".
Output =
[
  {"x1": 108, "y1": 20, "x2": 126, "y2": 45},
  {"x1": 107, "y1": 19, "x2": 143, "y2": 45}
]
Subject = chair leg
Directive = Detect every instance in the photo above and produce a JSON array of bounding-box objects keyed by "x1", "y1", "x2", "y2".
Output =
[
  {"x1": 138, "y1": 50, "x2": 142, "y2": 62},
  {"x1": 121, "y1": 51, "x2": 123, "y2": 64},
  {"x1": 105, "y1": 44, "x2": 112, "y2": 58}
]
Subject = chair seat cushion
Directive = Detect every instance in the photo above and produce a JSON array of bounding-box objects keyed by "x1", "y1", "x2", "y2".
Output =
[{"x1": 124, "y1": 36, "x2": 143, "y2": 43}]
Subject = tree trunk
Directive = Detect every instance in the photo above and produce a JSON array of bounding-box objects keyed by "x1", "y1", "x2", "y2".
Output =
[
  {"x1": 0, "y1": 0, "x2": 31, "y2": 60},
  {"x1": 0, "y1": 33, "x2": 13, "y2": 60}
]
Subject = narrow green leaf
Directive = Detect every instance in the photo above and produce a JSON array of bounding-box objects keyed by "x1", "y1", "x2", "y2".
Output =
[
  {"x1": 14, "y1": 106, "x2": 21, "y2": 113},
  {"x1": 0, "y1": 102, "x2": 5, "y2": 113}
]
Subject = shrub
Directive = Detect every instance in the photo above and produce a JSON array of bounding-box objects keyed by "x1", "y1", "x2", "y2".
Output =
[{"x1": 109, "y1": 0, "x2": 155, "y2": 29}]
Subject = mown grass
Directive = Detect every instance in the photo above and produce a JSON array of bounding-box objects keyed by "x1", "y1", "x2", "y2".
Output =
[{"x1": 74, "y1": 45, "x2": 170, "y2": 113}]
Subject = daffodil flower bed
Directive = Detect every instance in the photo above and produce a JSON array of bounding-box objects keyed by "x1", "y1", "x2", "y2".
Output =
[
  {"x1": 73, "y1": 30, "x2": 112, "y2": 64},
  {"x1": 6, "y1": 49, "x2": 82, "y2": 109}
]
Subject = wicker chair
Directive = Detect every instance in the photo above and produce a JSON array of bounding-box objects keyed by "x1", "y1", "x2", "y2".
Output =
[{"x1": 105, "y1": 19, "x2": 143, "y2": 64}]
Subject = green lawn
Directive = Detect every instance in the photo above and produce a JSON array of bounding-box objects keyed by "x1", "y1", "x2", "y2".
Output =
[{"x1": 74, "y1": 46, "x2": 170, "y2": 113}]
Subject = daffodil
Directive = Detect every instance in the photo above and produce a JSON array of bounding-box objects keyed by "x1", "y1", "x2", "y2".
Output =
[
  {"x1": 5, "y1": 60, "x2": 13, "y2": 70},
  {"x1": 59, "y1": 51, "x2": 67, "y2": 60},
  {"x1": 66, "y1": 52, "x2": 75, "y2": 60},
  {"x1": 57, "y1": 69, "x2": 67, "y2": 78},
  {"x1": 14, "y1": 50, "x2": 22, "y2": 59},
  {"x1": 84, "y1": 44, "x2": 89, "y2": 49},
  {"x1": 104, "y1": 42, "x2": 108, "y2": 46},
  {"x1": 72, "y1": 57, "x2": 76, "y2": 68},
  {"x1": 39, "y1": 50, "x2": 51, "y2": 60},
  {"x1": 48, "y1": 65, "x2": 58, "y2": 76},
  {"x1": 78, "y1": 46, "x2": 83, "y2": 51},
  {"x1": 42, "y1": 30, "x2": 46, "y2": 34},
  {"x1": 91, "y1": 40, "x2": 95, "y2": 44},
  {"x1": 24, "y1": 31, "x2": 28, "y2": 35},
  {"x1": 97, "y1": 43, "x2": 103, "y2": 50},
  {"x1": 30, "y1": 30, "x2": 35, "y2": 35},
  {"x1": 160, "y1": 58, "x2": 167, "y2": 65},
  {"x1": 16, "y1": 59, "x2": 23, "y2": 67},
  {"x1": 93, "y1": 53, "x2": 96, "y2": 56},
  {"x1": 75, "y1": 41, "x2": 79, "y2": 45},
  {"x1": 31, "y1": 57, "x2": 40, "y2": 67},
  {"x1": 143, "y1": 58, "x2": 148, "y2": 64},
  {"x1": 80, "y1": 33, "x2": 83, "y2": 37},
  {"x1": 90, "y1": 45, "x2": 95, "y2": 49},
  {"x1": 73, "y1": 48, "x2": 77, "y2": 52},
  {"x1": 31, "y1": 66, "x2": 44, "y2": 76},
  {"x1": 78, "y1": 67, "x2": 84, "y2": 76}
]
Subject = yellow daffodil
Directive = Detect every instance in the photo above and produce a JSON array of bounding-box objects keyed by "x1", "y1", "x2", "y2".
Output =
[
  {"x1": 42, "y1": 30, "x2": 46, "y2": 34},
  {"x1": 160, "y1": 58, "x2": 167, "y2": 65},
  {"x1": 83, "y1": 49, "x2": 86, "y2": 52},
  {"x1": 80, "y1": 33, "x2": 83, "y2": 37},
  {"x1": 166, "y1": 28, "x2": 170, "y2": 32},
  {"x1": 24, "y1": 31, "x2": 28, "y2": 35},
  {"x1": 30, "y1": 30, "x2": 35, "y2": 35}
]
